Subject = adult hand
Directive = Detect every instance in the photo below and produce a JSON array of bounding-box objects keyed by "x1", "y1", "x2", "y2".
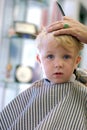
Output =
[{"x1": 47, "y1": 16, "x2": 87, "y2": 43}]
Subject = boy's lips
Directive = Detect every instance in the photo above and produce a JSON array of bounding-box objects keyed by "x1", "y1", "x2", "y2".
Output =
[
  {"x1": 54, "y1": 72, "x2": 63, "y2": 74},
  {"x1": 53, "y1": 72, "x2": 63, "y2": 77}
]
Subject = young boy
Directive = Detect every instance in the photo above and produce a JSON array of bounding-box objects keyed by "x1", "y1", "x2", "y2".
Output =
[{"x1": 0, "y1": 29, "x2": 87, "y2": 130}]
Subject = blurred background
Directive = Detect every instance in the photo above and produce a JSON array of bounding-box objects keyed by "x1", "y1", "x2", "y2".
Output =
[{"x1": 0, "y1": 0, "x2": 87, "y2": 111}]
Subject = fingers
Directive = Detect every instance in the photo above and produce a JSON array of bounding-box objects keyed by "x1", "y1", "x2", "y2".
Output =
[
  {"x1": 52, "y1": 28, "x2": 73, "y2": 36},
  {"x1": 64, "y1": 16, "x2": 81, "y2": 27},
  {"x1": 46, "y1": 16, "x2": 87, "y2": 43},
  {"x1": 47, "y1": 21, "x2": 63, "y2": 28},
  {"x1": 46, "y1": 17, "x2": 73, "y2": 32},
  {"x1": 47, "y1": 21, "x2": 64, "y2": 32},
  {"x1": 46, "y1": 16, "x2": 79, "y2": 37}
]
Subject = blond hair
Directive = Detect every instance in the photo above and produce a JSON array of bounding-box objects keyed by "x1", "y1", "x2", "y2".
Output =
[{"x1": 36, "y1": 29, "x2": 84, "y2": 54}]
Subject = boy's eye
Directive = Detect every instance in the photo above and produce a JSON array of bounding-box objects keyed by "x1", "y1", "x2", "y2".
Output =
[
  {"x1": 63, "y1": 55, "x2": 71, "y2": 59},
  {"x1": 47, "y1": 54, "x2": 54, "y2": 59}
]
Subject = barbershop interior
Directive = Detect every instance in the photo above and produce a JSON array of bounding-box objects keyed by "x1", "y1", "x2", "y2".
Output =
[{"x1": 0, "y1": 0, "x2": 87, "y2": 111}]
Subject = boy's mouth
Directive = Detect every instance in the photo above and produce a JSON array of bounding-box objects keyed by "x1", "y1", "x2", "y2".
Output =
[
  {"x1": 55, "y1": 72, "x2": 63, "y2": 74},
  {"x1": 53, "y1": 72, "x2": 63, "y2": 77}
]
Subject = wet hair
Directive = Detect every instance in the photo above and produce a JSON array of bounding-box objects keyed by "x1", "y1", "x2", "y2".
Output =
[{"x1": 36, "y1": 29, "x2": 84, "y2": 54}]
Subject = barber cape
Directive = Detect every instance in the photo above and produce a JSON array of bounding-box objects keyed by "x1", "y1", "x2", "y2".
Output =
[{"x1": 0, "y1": 79, "x2": 87, "y2": 130}]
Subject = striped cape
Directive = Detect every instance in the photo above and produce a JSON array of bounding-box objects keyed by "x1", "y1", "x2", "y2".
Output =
[{"x1": 0, "y1": 79, "x2": 87, "y2": 130}]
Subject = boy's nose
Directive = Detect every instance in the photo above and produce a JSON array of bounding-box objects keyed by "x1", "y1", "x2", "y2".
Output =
[{"x1": 54, "y1": 59, "x2": 63, "y2": 68}]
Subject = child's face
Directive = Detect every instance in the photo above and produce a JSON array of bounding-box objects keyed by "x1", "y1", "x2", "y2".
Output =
[{"x1": 37, "y1": 34, "x2": 81, "y2": 83}]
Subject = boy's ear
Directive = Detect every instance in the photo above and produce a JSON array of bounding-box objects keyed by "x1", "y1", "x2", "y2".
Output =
[
  {"x1": 75, "y1": 56, "x2": 81, "y2": 68},
  {"x1": 36, "y1": 54, "x2": 41, "y2": 63}
]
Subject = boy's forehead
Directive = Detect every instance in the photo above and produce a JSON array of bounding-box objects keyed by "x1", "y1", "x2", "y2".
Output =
[
  {"x1": 42, "y1": 33, "x2": 55, "y2": 42},
  {"x1": 38, "y1": 32, "x2": 81, "y2": 48},
  {"x1": 42, "y1": 34, "x2": 75, "y2": 50}
]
